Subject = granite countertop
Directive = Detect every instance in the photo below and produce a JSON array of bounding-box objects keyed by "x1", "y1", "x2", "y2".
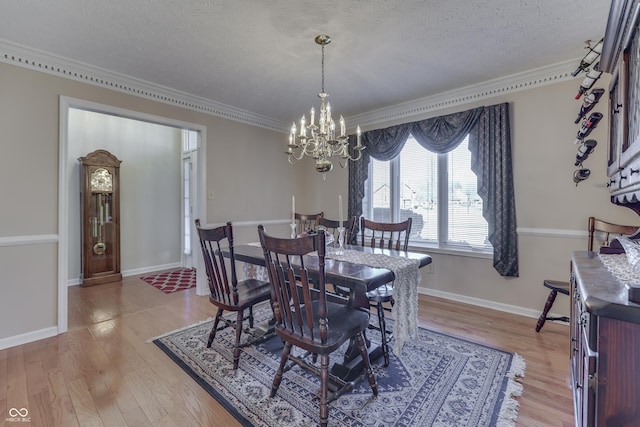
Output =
[{"x1": 572, "y1": 251, "x2": 640, "y2": 324}]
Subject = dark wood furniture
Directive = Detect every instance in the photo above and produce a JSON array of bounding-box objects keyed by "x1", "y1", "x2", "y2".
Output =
[
  {"x1": 317, "y1": 215, "x2": 357, "y2": 244},
  {"x1": 359, "y1": 217, "x2": 412, "y2": 366},
  {"x1": 602, "y1": 0, "x2": 640, "y2": 214},
  {"x1": 536, "y1": 217, "x2": 639, "y2": 332},
  {"x1": 570, "y1": 251, "x2": 640, "y2": 426},
  {"x1": 294, "y1": 211, "x2": 324, "y2": 235},
  {"x1": 78, "y1": 149, "x2": 122, "y2": 286},
  {"x1": 195, "y1": 220, "x2": 273, "y2": 369},
  {"x1": 229, "y1": 240, "x2": 431, "y2": 379},
  {"x1": 257, "y1": 226, "x2": 377, "y2": 427}
]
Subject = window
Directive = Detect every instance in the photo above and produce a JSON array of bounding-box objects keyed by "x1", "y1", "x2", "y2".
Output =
[{"x1": 363, "y1": 134, "x2": 491, "y2": 252}]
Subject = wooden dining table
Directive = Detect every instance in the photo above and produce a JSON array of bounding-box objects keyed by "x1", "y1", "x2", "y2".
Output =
[{"x1": 228, "y1": 242, "x2": 432, "y2": 383}]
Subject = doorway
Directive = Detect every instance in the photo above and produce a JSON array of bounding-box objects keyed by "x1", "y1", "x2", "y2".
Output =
[{"x1": 58, "y1": 96, "x2": 207, "y2": 334}]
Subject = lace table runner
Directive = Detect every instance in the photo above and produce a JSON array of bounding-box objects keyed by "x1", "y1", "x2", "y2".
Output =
[
  {"x1": 242, "y1": 244, "x2": 421, "y2": 356},
  {"x1": 598, "y1": 253, "x2": 640, "y2": 284}
]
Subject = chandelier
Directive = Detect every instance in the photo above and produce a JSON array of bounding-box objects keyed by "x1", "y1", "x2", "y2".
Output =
[{"x1": 286, "y1": 35, "x2": 365, "y2": 177}]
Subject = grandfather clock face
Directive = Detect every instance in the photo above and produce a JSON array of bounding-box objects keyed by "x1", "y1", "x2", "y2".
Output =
[{"x1": 90, "y1": 168, "x2": 113, "y2": 192}]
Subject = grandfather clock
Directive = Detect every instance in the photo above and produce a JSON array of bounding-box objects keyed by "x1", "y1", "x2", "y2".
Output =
[{"x1": 78, "y1": 149, "x2": 122, "y2": 286}]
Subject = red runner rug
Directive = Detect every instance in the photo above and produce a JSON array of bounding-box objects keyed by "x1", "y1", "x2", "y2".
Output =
[{"x1": 140, "y1": 268, "x2": 196, "y2": 294}]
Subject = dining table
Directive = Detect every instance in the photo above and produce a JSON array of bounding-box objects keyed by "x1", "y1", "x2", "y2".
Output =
[{"x1": 227, "y1": 242, "x2": 432, "y2": 383}]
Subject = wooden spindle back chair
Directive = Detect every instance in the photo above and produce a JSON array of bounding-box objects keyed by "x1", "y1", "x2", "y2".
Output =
[
  {"x1": 294, "y1": 212, "x2": 324, "y2": 235},
  {"x1": 258, "y1": 225, "x2": 377, "y2": 427},
  {"x1": 195, "y1": 219, "x2": 272, "y2": 369},
  {"x1": 359, "y1": 216, "x2": 412, "y2": 366}
]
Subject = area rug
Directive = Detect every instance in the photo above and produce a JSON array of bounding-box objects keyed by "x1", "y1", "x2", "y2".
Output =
[
  {"x1": 151, "y1": 302, "x2": 525, "y2": 426},
  {"x1": 140, "y1": 268, "x2": 196, "y2": 293}
]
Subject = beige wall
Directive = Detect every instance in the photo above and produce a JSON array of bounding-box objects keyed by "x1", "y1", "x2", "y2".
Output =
[
  {"x1": 0, "y1": 61, "x2": 298, "y2": 346},
  {"x1": 1, "y1": 57, "x2": 638, "y2": 348},
  {"x1": 308, "y1": 76, "x2": 640, "y2": 318}
]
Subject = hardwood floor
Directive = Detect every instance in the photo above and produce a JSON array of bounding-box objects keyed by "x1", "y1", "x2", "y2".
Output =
[{"x1": 1, "y1": 273, "x2": 574, "y2": 426}]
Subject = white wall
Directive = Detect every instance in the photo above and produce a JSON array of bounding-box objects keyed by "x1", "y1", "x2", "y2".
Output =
[{"x1": 67, "y1": 109, "x2": 183, "y2": 282}]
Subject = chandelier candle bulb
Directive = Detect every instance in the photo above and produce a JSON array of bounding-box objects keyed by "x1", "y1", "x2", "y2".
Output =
[
  {"x1": 300, "y1": 115, "x2": 306, "y2": 137},
  {"x1": 310, "y1": 107, "x2": 315, "y2": 126},
  {"x1": 357, "y1": 126, "x2": 362, "y2": 147},
  {"x1": 340, "y1": 116, "x2": 345, "y2": 137}
]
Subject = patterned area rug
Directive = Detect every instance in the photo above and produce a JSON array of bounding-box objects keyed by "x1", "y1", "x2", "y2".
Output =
[
  {"x1": 151, "y1": 302, "x2": 525, "y2": 426},
  {"x1": 140, "y1": 268, "x2": 196, "y2": 293}
]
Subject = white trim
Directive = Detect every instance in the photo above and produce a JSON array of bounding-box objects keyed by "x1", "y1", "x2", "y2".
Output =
[
  {"x1": 418, "y1": 286, "x2": 570, "y2": 323},
  {"x1": 67, "y1": 262, "x2": 183, "y2": 287},
  {"x1": 200, "y1": 219, "x2": 292, "y2": 229},
  {"x1": 0, "y1": 234, "x2": 58, "y2": 247},
  {"x1": 517, "y1": 227, "x2": 586, "y2": 239},
  {"x1": 0, "y1": 40, "x2": 286, "y2": 132},
  {"x1": 58, "y1": 97, "x2": 69, "y2": 333},
  {"x1": 350, "y1": 59, "x2": 580, "y2": 128},
  {"x1": 1, "y1": 39, "x2": 580, "y2": 133},
  {"x1": 0, "y1": 326, "x2": 58, "y2": 351}
]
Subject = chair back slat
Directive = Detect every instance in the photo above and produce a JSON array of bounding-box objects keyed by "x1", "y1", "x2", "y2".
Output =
[
  {"x1": 259, "y1": 225, "x2": 326, "y2": 343},
  {"x1": 588, "y1": 216, "x2": 640, "y2": 251},
  {"x1": 196, "y1": 220, "x2": 238, "y2": 305},
  {"x1": 318, "y1": 216, "x2": 357, "y2": 244},
  {"x1": 295, "y1": 212, "x2": 324, "y2": 235},
  {"x1": 360, "y1": 217, "x2": 412, "y2": 252}
]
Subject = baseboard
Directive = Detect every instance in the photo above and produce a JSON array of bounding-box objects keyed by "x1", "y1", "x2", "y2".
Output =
[
  {"x1": 418, "y1": 286, "x2": 569, "y2": 324},
  {"x1": 67, "y1": 262, "x2": 182, "y2": 287},
  {"x1": 0, "y1": 326, "x2": 58, "y2": 350}
]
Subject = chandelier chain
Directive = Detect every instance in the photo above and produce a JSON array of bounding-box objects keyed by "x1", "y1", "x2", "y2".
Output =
[{"x1": 321, "y1": 43, "x2": 325, "y2": 94}]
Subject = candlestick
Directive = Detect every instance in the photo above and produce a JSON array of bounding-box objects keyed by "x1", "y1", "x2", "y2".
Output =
[
  {"x1": 339, "y1": 195, "x2": 343, "y2": 224},
  {"x1": 336, "y1": 226, "x2": 345, "y2": 255},
  {"x1": 292, "y1": 195, "x2": 295, "y2": 224}
]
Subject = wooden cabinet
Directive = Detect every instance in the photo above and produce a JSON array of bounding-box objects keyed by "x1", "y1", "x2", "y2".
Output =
[
  {"x1": 603, "y1": 0, "x2": 640, "y2": 209},
  {"x1": 78, "y1": 149, "x2": 122, "y2": 286},
  {"x1": 570, "y1": 252, "x2": 640, "y2": 426}
]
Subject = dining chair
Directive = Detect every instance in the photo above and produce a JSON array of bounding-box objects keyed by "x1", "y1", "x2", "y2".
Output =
[
  {"x1": 535, "y1": 216, "x2": 639, "y2": 332},
  {"x1": 295, "y1": 211, "x2": 324, "y2": 235},
  {"x1": 195, "y1": 219, "x2": 273, "y2": 369},
  {"x1": 360, "y1": 216, "x2": 412, "y2": 366},
  {"x1": 257, "y1": 225, "x2": 378, "y2": 427},
  {"x1": 317, "y1": 215, "x2": 357, "y2": 244}
]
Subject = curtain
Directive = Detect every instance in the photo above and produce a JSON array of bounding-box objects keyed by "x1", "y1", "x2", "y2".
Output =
[
  {"x1": 469, "y1": 103, "x2": 518, "y2": 277},
  {"x1": 348, "y1": 102, "x2": 518, "y2": 277}
]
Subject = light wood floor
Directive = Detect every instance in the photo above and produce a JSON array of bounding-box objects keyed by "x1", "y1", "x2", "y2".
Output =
[{"x1": 1, "y1": 273, "x2": 574, "y2": 426}]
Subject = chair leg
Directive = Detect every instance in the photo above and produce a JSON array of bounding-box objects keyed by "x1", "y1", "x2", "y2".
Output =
[
  {"x1": 271, "y1": 342, "x2": 292, "y2": 398},
  {"x1": 535, "y1": 290, "x2": 558, "y2": 332},
  {"x1": 207, "y1": 308, "x2": 224, "y2": 348},
  {"x1": 319, "y1": 353, "x2": 329, "y2": 427},
  {"x1": 248, "y1": 306, "x2": 255, "y2": 328},
  {"x1": 356, "y1": 332, "x2": 378, "y2": 396},
  {"x1": 376, "y1": 302, "x2": 390, "y2": 367},
  {"x1": 232, "y1": 311, "x2": 243, "y2": 369}
]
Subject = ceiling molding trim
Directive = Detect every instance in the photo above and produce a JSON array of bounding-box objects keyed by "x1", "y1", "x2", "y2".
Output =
[
  {"x1": 0, "y1": 39, "x2": 288, "y2": 132},
  {"x1": 1, "y1": 39, "x2": 580, "y2": 133},
  {"x1": 347, "y1": 58, "x2": 581, "y2": 129}
]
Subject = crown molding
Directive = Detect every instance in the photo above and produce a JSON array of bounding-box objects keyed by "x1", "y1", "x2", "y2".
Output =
[
  {"x1": 346, "y1": 58, "x2": 581, "y2": 128},
  {"x1": 0, "y1": 39, "x2": 288, "y2": 132},
  {"x1": 1, "y1": 38, "x2": 580, "y2": 133}
]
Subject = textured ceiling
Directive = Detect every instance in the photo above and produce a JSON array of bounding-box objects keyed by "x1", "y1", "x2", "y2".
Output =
[{"x1": 0, "y1": 0, "x2": 610, "y2": 124}]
